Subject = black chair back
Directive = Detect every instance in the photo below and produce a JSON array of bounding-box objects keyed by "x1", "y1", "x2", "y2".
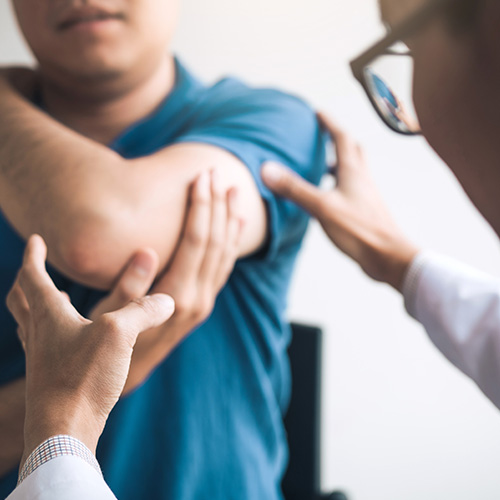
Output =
[{"x1": 282, "y1": 323, "x2": 323, "y2": 500}]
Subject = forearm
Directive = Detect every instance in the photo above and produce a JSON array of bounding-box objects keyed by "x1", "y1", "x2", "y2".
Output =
[
  {"x1": 0, "y1": 378, "x2": 26, "y2": 476},
  {"x1": 0, "y1": 76, "x2": 265, "y2": 289},
  {"x1": 0, "y1": 75, "x2": 133, "y2": 287}
]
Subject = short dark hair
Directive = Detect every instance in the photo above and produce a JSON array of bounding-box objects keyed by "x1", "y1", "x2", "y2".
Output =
[
  {"x1": 444, "y1": 0, "x2": 482, "y2": 32},
  {"x1": 379, "y1": 0, "x2": 482, "y2": 33}
]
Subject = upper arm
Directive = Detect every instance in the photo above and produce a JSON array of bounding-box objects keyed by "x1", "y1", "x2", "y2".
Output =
[
  {"x1": 66, "y1": 143, "x2": 267, "y2": 289},
  {"x1": 53, "y1": 84, "x2": 326, "y2": 290},
  {"x1": 0, "y1": 71, "x2": 325, "y2": 290}
]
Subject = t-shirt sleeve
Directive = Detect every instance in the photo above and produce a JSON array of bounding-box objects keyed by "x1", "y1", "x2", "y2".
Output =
[{"x1": 172, "y1": 79, "x2": 327, "y2": 261}]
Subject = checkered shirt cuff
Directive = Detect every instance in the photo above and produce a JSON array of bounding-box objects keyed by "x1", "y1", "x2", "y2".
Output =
[{"x1": 18, "y1": 435, "x2": 102, "y2": 485}]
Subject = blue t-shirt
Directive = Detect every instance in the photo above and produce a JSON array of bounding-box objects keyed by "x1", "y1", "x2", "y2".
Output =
[{"x1": 0, "y1": 59, "x2": 326, "y2": 499}]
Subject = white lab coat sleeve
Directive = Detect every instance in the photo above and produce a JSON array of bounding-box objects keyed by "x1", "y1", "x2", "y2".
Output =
[
  {"x1": 403, "y1": 251, "x2": 500, "y2": 409},
  {"x1": 6, "y1": 455, "x2": 117, "y2": 500}
]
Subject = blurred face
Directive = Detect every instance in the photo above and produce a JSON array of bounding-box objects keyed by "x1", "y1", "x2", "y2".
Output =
[
  {"x1": 12, "y1": 0, "x2": 179, "y2": 83},
  {"x1": 382, "y1": 0, "x2": 500, "y2": 232}
]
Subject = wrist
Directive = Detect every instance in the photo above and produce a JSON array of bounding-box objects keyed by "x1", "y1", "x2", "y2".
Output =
[
  {"x1": 23, "y1": 400, "x2": 102, "y2": 466},
  {"x1": 361, "y1": 230, "x2": 420, "y2": 292},
  {"x1": 373, "y1": 236, "x2": 420, "y2": 292}
]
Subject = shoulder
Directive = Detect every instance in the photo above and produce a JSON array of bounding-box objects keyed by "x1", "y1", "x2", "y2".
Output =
[
  {"x1": 187, "y1": 77, "x2": 324, "y2": 172},
  {"x1": 196, "y1": 77, "x2": 317, "y2": 131}
]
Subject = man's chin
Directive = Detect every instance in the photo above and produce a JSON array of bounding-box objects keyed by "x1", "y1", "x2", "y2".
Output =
[
  {"x1": 38, "y1": 60, "x2": 131, "y2": 101},
  {"x1": 43, "y1": 55, "x2": 130, "y2": 84}
]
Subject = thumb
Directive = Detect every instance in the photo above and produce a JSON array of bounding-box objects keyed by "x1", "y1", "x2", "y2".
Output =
[
  {"x1": 103, "y1": 294, "x2": 175, "y2": 345},
  {"x1": 261, "y1": 162, "x2": 324, "y2": 218},
  {"x1": 90, "y1": 249, "x2": 159, "y2": 319}
]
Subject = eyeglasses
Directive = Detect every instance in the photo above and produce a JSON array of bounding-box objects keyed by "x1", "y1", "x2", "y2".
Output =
[{"x1": 350, "y1": 0, "x2": 458, "y2": 135}]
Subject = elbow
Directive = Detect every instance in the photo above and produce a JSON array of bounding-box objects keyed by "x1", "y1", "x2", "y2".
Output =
[{"x1": 53, "y1": 216, "x2": 126, "y2": 290}]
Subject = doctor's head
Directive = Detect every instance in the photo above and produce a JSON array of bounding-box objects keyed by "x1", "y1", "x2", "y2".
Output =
[{"x1": 373, "y1": 0, "x2": 500, "y2": 233}]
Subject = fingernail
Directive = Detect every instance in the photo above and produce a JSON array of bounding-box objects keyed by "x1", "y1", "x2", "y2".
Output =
[
  {"x1": 132, "y1": 252, "x2": 154, "y2": 277},
  {"x1": 197, "y1": 171, "x2": 211, "y2": 199},
  {"x1": 150, "y1": 294, "x2": 175, "y2": 312},
  {"x1": 262, "y1": 163, "x2": 284, "y2": 186}
]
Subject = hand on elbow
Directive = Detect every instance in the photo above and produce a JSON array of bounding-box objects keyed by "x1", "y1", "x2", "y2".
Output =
[{"x1": 88, "y1": 171, "x2": 245, "y2": 393}]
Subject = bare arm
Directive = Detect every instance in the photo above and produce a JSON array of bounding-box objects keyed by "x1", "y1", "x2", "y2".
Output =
[{"x1": 0, "y1": 72, "x2": 266, "y2": 290}]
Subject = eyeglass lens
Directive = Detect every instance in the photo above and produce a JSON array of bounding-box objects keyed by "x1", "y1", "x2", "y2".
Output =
[{"x1": 363, "y1": 43, "x2": 421, "y2": 134}]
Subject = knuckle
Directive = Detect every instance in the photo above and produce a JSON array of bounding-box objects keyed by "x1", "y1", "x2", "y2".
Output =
[
  {"x1": 184, "y1": 228, "x2": 207, "y2": 247},
  {"x1": 192, "y1": 187, "x2": 211, "y2": 204},
  {"x1": 212, "y1": 188, "x2": 226, "y2": 202},
  {"x1": 220, "y1": 249, "x2": 237, "y2": 273},
  {"x1": 114, "y1": 284, "x2": 136, "y2": 304},
  {"x1": 172, "y1": 294, "x2": 192, "y2": 317},
  {"x1": 18, "y1": 267, "x2": 29, "y2": 288},
  {"x1": 174, "y1": 289, "x2": 212, "y2": 323},
  {"x1": 5, "y1": 288, "x2": 14, "y2": 310},
  {"x1": 98, "y1": 314, "x2": 122, "y2": 336},
  {"x1": 197, "y1": 292, "x2": 214, "y2": 320},
  {"x1": 208, "y1": 234, "x2": 225, "y2": 250},
  {"x1": 130, "y1": 297, "x2": 157, "y2": 317}
]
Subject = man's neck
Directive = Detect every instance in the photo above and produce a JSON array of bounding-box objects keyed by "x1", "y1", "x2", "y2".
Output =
[{"x1": 39, "y1": 55, "x2": 176, "y2": 145}]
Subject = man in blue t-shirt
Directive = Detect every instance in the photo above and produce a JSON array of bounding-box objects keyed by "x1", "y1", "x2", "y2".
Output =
[{"x1": 0, "y1": 2, "x2": 326, "y2": 499}]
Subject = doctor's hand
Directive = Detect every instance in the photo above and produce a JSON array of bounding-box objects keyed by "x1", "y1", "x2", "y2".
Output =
[
  {"x1": 261, "y1": 113, "x2": 419, "y2": 291},
  {"x1": 6, "y1": 235, "x2": 175, "y2": 467},
  {"x1": 91, "y1": 170, "x2": 244, "y2": 394}
]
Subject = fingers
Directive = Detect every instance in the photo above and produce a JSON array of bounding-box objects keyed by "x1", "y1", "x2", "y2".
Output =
[
  {"x1": 214, "y1": 187, "x2": 244, "y2": 289},
  {"x1": 317, "y1": 112, "x2": 368, "y2": 180},
  {"x1": 198, "y1": 170, "x2": 229, "y2": 286},
  {"x1": 153, "y1": 171, "x2": 242, "y2": 327},
  {"x1": 90, "y1": 249, "x2": 159, "y2": 319},
  {"x1": 17, "y1": 235, "x2": 68, "y2": 315},
  {"x1": 165, "y1": 172, "x2": 212, "y2": 290},
  {"x1": 8, "y1": 235, "x2": 75, "y2": 350},
  {"x1": 159, "y1": 171, "x2": 212, "y2": 288},
  {"x1": 261, "y1": 162, "x2": 324, "y2": 218},
  {"x1": 6, "y1": 277, "x2": 30, "y2": 338},
  {"x1": 101, "y1": 294, "x2": 175, "y2": 347},
  {"x1": 317, "y1": 111, "x2": 344, "y2": 138}
]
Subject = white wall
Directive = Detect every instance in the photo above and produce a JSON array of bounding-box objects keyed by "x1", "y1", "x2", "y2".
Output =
[{"x1": 2, "y1": 1, "x2": 500, "y2": 499}]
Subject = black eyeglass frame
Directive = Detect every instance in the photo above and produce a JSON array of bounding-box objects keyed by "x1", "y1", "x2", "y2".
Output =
[{"x1": 350, "y1": 0, "x2": 457, "y2": 135}]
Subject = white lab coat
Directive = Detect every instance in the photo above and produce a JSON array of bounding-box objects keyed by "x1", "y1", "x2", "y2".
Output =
[
  {"x1": 6, "y1": 455, "x2": 116, "y2": 500},
  {"x1": 404, "y1": 252, "x2": 500, "y2": 409},
  {"x1": 7, "y1": 252, "x2": 500, "y2": 500}
]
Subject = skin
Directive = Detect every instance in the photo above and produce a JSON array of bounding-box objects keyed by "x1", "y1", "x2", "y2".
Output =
[
  {"x1": 0, "y1": 0, "x2": 266, "y2": 288},
  {"x1": 7, "y1": 234, "x2": 176, "y2": 467},
  {"x1": 262, "y1": 116, "x2": 419, "y2": 292},
  {"x1": 0, "y1": 0, "x2": 264, "y2": 475},
  {"x1": 7, "y1": 172, "x2": 244, "y2": 469},
  {"x1": 262, "y1": 0, "x2": 500, "y2": 291},
  {"x1": 0, "y1": 169, "x2": 244, "y2": 474},
  {"x1": 11, "y1": 0, "x2": 180, "y2": 143},
  {"x1": 7, "y1": 0, "x2": 499, "y2": 486}
]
